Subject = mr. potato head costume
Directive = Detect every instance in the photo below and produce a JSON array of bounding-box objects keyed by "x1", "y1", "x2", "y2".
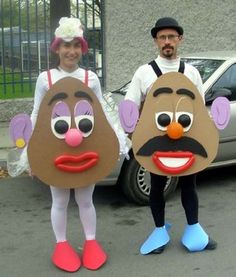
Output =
[
  {"x1": 119, "y1": 72, "x2": 230, "y2": 254},
  {"x1": 9, "y1": 77, "x2": 120, "y2": 272}
]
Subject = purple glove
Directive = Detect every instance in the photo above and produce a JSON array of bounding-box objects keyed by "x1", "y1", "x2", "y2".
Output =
[
  {"x1": 9, "y1": 114, "x2": 32, "y2": 149},
  {"x1": 211, "y1": 97, "x2": 230, "y2": 130},
  {"x1": 118, "y1": 100, "x2": 139, "y2": 133}
]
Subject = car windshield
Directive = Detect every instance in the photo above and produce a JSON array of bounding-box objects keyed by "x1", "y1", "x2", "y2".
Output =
[{"x1": 181, "y1": 58, "x2": 224, "y2": 83}]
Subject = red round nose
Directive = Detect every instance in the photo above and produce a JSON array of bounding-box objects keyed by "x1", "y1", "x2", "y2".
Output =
[{"x1": 65, "y1": 128, "x2": 83, "y2": 147}]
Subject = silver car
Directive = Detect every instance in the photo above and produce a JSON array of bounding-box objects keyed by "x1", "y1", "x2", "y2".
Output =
[{"x1": 100, "y1": 51, "x2": 236, "y2": 205}]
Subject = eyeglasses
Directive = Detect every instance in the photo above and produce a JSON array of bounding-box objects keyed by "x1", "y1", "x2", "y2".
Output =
[{"x1": 156, "y1": 34, "x2": 180, "y2": 42}]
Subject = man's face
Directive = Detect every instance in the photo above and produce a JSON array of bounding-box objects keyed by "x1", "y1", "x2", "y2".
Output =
[{"x1": 154, "y1": 28, "x2": 182, "y2": 59}]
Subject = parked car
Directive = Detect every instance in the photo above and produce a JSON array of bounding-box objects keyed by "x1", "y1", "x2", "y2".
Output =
[{"x1": 99, "y1": 51, "x2": 236, "y2": 206}]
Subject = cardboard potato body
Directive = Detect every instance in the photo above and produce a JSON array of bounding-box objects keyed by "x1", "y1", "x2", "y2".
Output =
[
  {"x1": 132, "y1": 72, "x2": 219, "y2": 176},
  {"x1": 28, "y1": 77, "x2": 119, "y2": 188}
]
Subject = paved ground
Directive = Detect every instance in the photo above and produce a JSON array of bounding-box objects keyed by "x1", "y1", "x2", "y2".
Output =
[{"x1": 0, "y1": 167, "x2": 236, "y2": 277}]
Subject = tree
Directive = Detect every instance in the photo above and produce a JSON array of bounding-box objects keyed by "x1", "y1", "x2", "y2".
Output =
[
  {"x1": 0, "y1": 0, "x2": 20, "y2": 27},
  {"x1": 0, "y1": 0, "x2": 50, "y2": 31},
  {"x1": 50, "y1": 0, "x2": 70, "y2": 40}
]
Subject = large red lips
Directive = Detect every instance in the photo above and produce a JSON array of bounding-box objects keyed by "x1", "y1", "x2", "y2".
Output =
[
  {"x1": 152, "y1": 151, "x2": 195, "y2": 174},
  {"x1": 54, "y1": 152, "x2": 99, "y2": 173}
]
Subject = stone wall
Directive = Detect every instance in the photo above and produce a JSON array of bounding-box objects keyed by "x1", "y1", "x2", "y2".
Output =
[
  {"x1": 105, "y1": 0, "x2": 236, "y2": 91},
  {"x1": 0, "y1": 99, "x2": 33, "y2": 122}
]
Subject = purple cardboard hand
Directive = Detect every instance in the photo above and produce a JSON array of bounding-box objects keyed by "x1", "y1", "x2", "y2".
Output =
[
  {"x1": 9, "y1": 114, "x2": 32, "y2": 150},
  {"x1": 211, "y1": 97, "x2": 231, "y2": 130},
  {"x1": 118, "y1": 100, "x2": 139, "y2": 133}
]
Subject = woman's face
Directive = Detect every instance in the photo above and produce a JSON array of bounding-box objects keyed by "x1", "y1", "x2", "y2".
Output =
[{"x1": 56, "y1": 39, "x2": 82, "y2": 72}]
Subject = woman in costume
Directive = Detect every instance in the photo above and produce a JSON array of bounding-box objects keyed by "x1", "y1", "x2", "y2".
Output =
[
  {"x1": 8, "y1": 16, "x2": 129, "y2": 273},
  {"x1": 29, "y1": 17, "x2": 112, "y2": 272}
]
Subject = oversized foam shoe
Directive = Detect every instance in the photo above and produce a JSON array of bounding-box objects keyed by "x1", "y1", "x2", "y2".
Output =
[
  {"x1": 51, "y1": 241, "x2": 81, "y2": 272},
  {"x1": 181, "y1": 223, "x2": 211, "y2": 252},
  {"x1": 82, "y1": 240, "x2": 107, "y2": 270},
  {"x1": 140, "y1": 225, "x2": 170, "y2": 255}
]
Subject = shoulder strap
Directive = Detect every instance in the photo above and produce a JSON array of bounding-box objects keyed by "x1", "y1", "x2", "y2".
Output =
[
  {"x1": 148, "y1": 60, "x2": 163, "y2": 77},
  {"x1": 47, "y1": 69, "x2": 89, "y2": 88},
  {"x1": 47, "y1": 70, "x2": 52, "y2": 88},
  {"x1": 84, "y1": 70, "x2": 88, "y2": 86},
  {"x1": 149, "y1": 59, "x2": 185, "y2": 77},
  {"x1": 178, "y1": 60, "x2": 185, "y2": 73}
]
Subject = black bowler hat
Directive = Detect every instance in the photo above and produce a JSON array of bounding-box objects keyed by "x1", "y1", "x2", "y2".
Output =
[{"x1": 151, "y1": 17, "x2": 184, "y2": 38}]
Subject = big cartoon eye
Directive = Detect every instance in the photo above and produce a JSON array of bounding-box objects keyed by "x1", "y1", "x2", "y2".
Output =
[
  {"x1": 52, "y1": 116, "x2": 71, "y2": 138},
  {"x1": 51, "y1": 102, "x2": 71, "y2": 139},
  {"x1": 74, "y1": 100, "x2": 94, "y2": 137},
  {"x1": 176, "y1": 112, "x2": 193, "y2": 132},
  {"x1": 155, "y1": 111, "x2": 173, "y2": 131},
  {"x1": 75, "y1": 115, "x2": 94, "y2": 137}
]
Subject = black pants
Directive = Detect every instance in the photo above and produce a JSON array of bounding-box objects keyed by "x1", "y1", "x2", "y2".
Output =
[{"x1": 149, "y1": 173, "x2": 198, "y2": 227}]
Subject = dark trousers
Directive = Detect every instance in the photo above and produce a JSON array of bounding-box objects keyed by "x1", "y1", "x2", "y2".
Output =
[{"x1": 149, "y1": 173, "x2": 198, "y2": 227}]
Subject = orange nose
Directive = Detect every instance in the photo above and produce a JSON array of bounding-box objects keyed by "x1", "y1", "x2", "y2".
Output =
[{"x1": 167, "y1": 122, "x2": 183, "y2": 139}]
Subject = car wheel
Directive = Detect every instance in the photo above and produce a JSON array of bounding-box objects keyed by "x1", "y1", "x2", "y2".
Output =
[{"x1": 119, "y1": 155, "x2": 179, "y2": 205}]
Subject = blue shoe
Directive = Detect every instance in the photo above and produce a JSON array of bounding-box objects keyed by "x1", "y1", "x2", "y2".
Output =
[
  {"x1": 140, "y1": 225, "x2": 170, "y2": 255},
  {"x1": 181, "y1": 223, "x2": 212, "y2": 252}
]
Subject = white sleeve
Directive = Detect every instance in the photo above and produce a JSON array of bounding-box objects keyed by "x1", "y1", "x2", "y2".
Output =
[
  {"x1": 194, "y1": 69, "x2": 205, "y2": 104},
  {"x1": 30, "y1": 72, "x2": 48, "y2": 127},
  {"x1": 124, "y1": 68, "x2": 143, "y2": 108},
  {"x1": 186, "y1": 64, "x2": 205, "y2": 104},
  {"x1": 195, "y1": 68, "x2": 205, "y2": 104},
  {"x1": 88, "y1": 70, "x2": 103, "y2": 101}
]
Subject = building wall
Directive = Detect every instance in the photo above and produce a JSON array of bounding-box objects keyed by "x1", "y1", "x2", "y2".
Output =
[{"x1": 104, "y1": 0, "x2": 236, "y2": 91}]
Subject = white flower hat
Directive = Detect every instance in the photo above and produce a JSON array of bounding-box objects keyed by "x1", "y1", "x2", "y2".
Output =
[{"x1": 51, "y1": 17, "x2": 88, "y2": 54}]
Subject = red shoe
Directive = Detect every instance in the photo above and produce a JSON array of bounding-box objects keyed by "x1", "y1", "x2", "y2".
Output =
[
  {"x1": 51, "y1": 241, "x2": 81, "y2": 272},
  {"x1": 82, "y1": 240, "x2": 107, "y2": 270}
]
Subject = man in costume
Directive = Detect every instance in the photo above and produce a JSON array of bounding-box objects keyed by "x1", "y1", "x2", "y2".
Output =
[{"x1": 119, "y1": 17, "x2": 229, "y2": 254}]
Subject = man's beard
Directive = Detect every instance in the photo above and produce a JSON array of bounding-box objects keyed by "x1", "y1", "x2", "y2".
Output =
[{"x1": 162, "y1": 46, "x2": 174, "y2": 58}]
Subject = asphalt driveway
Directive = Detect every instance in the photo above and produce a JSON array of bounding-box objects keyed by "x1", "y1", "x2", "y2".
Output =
[{"x1": 0, "y1": 167, "x2": 236, "y2": 277}]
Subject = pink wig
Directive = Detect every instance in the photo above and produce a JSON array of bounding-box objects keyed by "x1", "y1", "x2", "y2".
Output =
[{"x1": 50, "y1": 37, "x2": 88, "y2": 54}]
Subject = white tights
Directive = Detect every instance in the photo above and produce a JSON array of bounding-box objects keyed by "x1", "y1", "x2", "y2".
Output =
[{"x1": 50, "y1": 185, "x2": 96, "y2": 242}]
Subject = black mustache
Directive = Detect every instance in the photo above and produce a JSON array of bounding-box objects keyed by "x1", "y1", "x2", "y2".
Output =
[
  {"x1": 163, "y1": 46, "x2": 174, "y2": 50},
  {"x1": 136, "y1": 135, "x2": 208, "y2": 158}
]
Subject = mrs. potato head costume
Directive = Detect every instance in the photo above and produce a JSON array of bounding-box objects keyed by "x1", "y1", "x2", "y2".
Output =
[{"x1": 27, "y1": 77, "x2": 119, "y2": 188}]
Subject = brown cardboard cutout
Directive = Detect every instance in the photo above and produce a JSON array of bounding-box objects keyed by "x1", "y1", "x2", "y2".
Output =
[
  {"x1": 28, "y1": 77, "x2": 119, "y2": 188},
  {"x1": 132, "y1": 72, "x2": 219, "y2": 176}
]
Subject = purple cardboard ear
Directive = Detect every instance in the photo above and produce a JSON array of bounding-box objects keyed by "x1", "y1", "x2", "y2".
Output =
[
  {"x1": 9, "y1": 114, "x2": 32, "y2": 149},
  {"x1": 211, "y1": 97, "x2": 230, "y2": 130},
  {"x1": 118, "y1": 100, "x2": 139, "y2": 133}
]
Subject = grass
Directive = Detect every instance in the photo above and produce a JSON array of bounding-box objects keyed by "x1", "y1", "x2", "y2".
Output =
[{"x1": 0, "y1": 67, "x2": 35, "y2": 99}]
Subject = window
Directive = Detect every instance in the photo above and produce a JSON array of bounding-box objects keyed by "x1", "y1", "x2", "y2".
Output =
[{"x1": 210, "y1": 64, "x2": 236, "y2": 101}]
